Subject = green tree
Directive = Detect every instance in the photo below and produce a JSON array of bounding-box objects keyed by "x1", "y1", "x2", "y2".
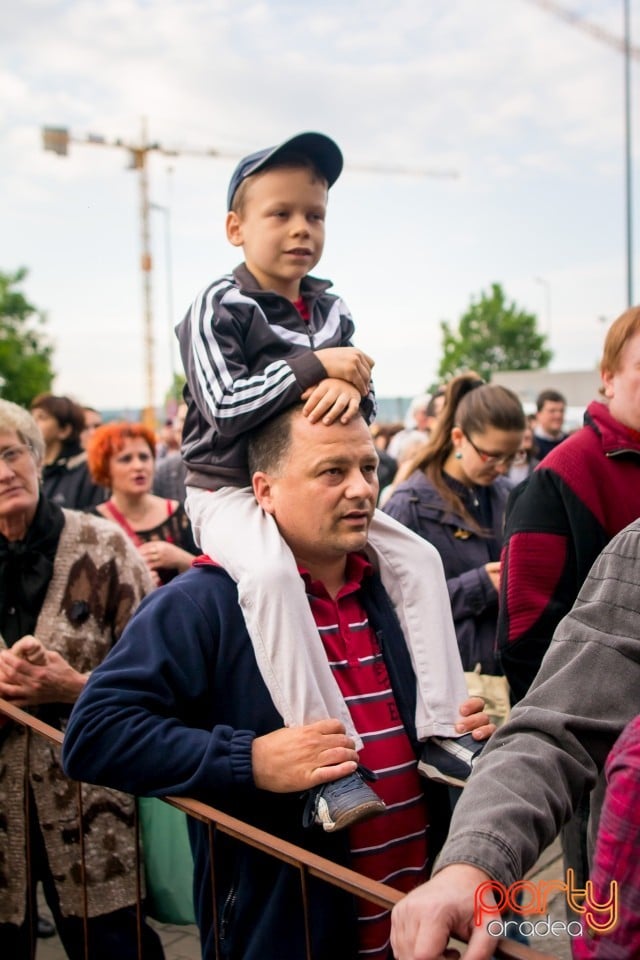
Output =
[
  {"x1": 165, "y1": 371, "x2": 186, "y2": 407},
  {"x1": 0, "y1": 268, "x2": 54, "y2": 405},
  {"x1": 438, "y1": 283, "x2": 552, "y2": 382}
]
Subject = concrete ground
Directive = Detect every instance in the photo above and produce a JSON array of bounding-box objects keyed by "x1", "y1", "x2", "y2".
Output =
[
  {"x1": 36, "y1": 839, "x2": 571, "y2": 960},
  {"x1": 35, "y1": 908, "x2": 200, "y2": 960}
]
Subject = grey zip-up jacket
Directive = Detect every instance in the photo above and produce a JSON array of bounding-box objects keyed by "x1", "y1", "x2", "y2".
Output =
[
  {"x1": 433, "y1": 516, "x2": 640, "y2": 886},
  {"x1": 177, "y1": 264, "x2": 376, "y2": 490}
]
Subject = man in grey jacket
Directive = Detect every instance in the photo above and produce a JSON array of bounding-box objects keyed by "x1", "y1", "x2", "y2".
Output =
[{"x1": 390, "y1": 516, "x2": 640, "y2": 959}]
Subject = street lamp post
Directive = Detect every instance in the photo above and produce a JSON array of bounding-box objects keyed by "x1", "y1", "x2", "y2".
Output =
[
  {"x1": 534, "y1": 276, "x2": 552, "y2": 346},
  {"x1": 150, "y1": 192, "x2": 179, "y2": 411},
  {"x1": 624, "y1": 0, "x2": 633, "y2": 306}
]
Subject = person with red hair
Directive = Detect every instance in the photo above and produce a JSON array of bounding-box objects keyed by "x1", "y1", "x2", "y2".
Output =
[{"x1": 87, "y1": 422, "x2": 197, "y2": 585}]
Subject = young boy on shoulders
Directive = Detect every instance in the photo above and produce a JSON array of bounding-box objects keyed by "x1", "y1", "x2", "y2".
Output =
[{"x1": 177, "y1": 132, "x2": 479, "y2": 832}]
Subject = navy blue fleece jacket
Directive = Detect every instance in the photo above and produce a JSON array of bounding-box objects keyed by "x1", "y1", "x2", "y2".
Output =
[{"x1": 62, "y1": 562, "x2": 449, "y2": 960}]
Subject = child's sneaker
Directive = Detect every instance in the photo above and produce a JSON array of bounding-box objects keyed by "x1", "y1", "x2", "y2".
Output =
[
  {"x1": 417, "y1": 733, "x2": 485, "y2": 788},
  {"x1": 303, "y1": 767, "x2": 386, "y2": 832}
]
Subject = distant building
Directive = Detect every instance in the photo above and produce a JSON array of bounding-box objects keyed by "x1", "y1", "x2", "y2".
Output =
[
  {"x1": 492, "y1": 369, "x2": 601, "y2": 431},
  {"x1": 100, "y1": 407, "x2": 144, "y2": 423},
  {"x1": 375, "y1": 397, "x2": 413, "y2": 424}
]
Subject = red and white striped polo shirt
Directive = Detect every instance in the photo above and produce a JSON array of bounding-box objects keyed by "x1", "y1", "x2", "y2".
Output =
[{"x1": 301, "y1": 553, "x2": 429, "y2": 959}]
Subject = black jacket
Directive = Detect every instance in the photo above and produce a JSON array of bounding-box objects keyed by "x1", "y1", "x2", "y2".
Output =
[
  {"x1": 177, "y1": 264, "x2": 375, "y2": 490},
  {"x1": 41, "y1": 446, "x2": 106, "y2": 510}
]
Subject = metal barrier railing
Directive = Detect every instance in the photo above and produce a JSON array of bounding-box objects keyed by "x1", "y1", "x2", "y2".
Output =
[{"x1": 0, "y1": 697, "x2": 559, "y2": 960}]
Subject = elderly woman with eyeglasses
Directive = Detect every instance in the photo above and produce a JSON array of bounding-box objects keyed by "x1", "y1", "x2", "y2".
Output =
[
  {"x1": 384, "y1": 374, "x2": 525, "y2": 683},
  {"x1": 0, "y1": 400, "x2": 164, "y2": 959}
]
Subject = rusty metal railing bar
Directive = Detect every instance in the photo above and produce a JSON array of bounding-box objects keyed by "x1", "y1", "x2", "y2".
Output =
[{"x1": 0, "y1": 697, "x2": 559, "y2": 960}]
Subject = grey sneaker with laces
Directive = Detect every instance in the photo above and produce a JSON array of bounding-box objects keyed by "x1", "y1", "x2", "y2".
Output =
[{"x1": 303, "y1": 768, "x2": 386, "y2": 832}]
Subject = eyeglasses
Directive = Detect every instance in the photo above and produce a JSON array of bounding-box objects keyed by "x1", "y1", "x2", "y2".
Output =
[
  {"x1": 0, "y1": 443, "x2": 33, "y2": 467},
  {"x1": 463, "y1": 432, "x2": 517, "y2": 467}
]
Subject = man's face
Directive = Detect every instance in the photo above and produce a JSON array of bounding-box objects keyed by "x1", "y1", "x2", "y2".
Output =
[
  {"x1": 537, "y1": 400, "x2": 565, "y2": 435},
  {"x1": 254, "y1": 414, "x2": 379, "y2": 576},
  {"x1": 226, "y1": 166, "x2": 327, "y2": 301},
  {"x1": 602, "y1": 329, "x2": 640, "y2": 432},
  {"x1": 413, "y1": 408, "x2": 430, "y2": 432}
]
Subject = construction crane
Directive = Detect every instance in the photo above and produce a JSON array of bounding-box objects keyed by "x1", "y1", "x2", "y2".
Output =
[
  {"x1": 524, "y1": 0, "x2": 640, "y2": 60},
  {"x1": 42, "y1": 120, "x2": 459, "y2": 426},
  {"x1": 42, "y1": 120, "x2": 245, "y2": 426},
  {"x1": 524, "y1": 0, "x2": 636, "y2": 306}
]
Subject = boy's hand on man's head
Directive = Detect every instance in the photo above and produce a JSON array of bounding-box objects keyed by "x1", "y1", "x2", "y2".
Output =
[
  {"x1": 315, "y1": 347, "x2": 374, "y2": 397},
  {"x1": 302, "y1": 380, "x2": 363, "y2": 424}
]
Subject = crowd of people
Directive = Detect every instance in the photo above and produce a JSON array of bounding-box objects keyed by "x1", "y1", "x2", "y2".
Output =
[{"x1": 2, "y1": 127, "x2": 639, "y2": 960}]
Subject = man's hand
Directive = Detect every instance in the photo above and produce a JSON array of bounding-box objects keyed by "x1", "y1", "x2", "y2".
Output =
[
  {"x1": 301, "y1": 379, "x2": 362, "y2": 424},
  {"x1": 0, "y1": 643, "x2": 88, "y2": 706},
  {"x1": 390, "y1": 864, "x2": 497, "y2": 960},
  {"x1": 455, "y1": 697, "x2": 496, "y2": 741},
  {"x1": 314, "y1": 347, "x2": 374, "y2": 397},
  {"x1": 251, "y1": 719, "x2": 359, "y2": 793}
]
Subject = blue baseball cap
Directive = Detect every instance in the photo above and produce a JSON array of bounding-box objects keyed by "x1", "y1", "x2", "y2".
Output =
[{"x1": 226, "y1": 131, "x2": 343, "y2": 210}]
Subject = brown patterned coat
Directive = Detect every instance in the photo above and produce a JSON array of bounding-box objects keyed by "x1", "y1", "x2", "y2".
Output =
[{"x1": 0, "y1": 509, "x2": 153, "y2": 924}]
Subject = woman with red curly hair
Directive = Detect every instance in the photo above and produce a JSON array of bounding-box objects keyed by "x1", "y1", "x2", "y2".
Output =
[{"x1": 87, "y1": 422, "x2": 197, "y2": 585}]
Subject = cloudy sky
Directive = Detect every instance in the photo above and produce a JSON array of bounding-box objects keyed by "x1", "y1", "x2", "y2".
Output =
[{"x1": 1, "y1": 0, "x2": 636, "y2": 412}]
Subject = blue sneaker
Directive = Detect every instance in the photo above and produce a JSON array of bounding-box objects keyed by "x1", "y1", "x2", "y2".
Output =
[
  {"x1": 417, "y1": 734, "x2": 485, "y2": 788},
  {"x1": 303, "y1": 768, "x2": 386, "y2": 832}
]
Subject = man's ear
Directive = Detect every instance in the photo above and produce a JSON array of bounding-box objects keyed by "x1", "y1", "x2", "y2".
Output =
[
  {"x1": 226, "y1": 211, "x2": 244, "y2": 248},
  {"x1": 252, "y1": 472, "x2": 276, "y2": 516}
]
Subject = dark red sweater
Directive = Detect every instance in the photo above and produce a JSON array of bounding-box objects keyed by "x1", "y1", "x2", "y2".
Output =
[{"x1": 498, "y1": 401, "x2": 640, "y2": 702}]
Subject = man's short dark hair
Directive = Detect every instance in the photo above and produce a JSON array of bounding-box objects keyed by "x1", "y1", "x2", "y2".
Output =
[
  {"x1": 247, "y1": 405, "x2": 303, "y2": 477},
  {"x1": 247, "y1": 404, "x2": 368, "y2": 478},
  {"x1": 536, "y1": 389, "x2": 566, "y2": 411}
]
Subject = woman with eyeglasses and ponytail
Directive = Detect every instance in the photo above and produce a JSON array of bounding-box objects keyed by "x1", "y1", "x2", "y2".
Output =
[{"x1": 384, "y1": 373, "x2": 525, "y2": 700}]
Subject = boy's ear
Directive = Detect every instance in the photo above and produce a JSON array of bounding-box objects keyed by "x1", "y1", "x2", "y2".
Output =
[{"x1": 226, "y1": 211, "x2": 244, "y2": 247}]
